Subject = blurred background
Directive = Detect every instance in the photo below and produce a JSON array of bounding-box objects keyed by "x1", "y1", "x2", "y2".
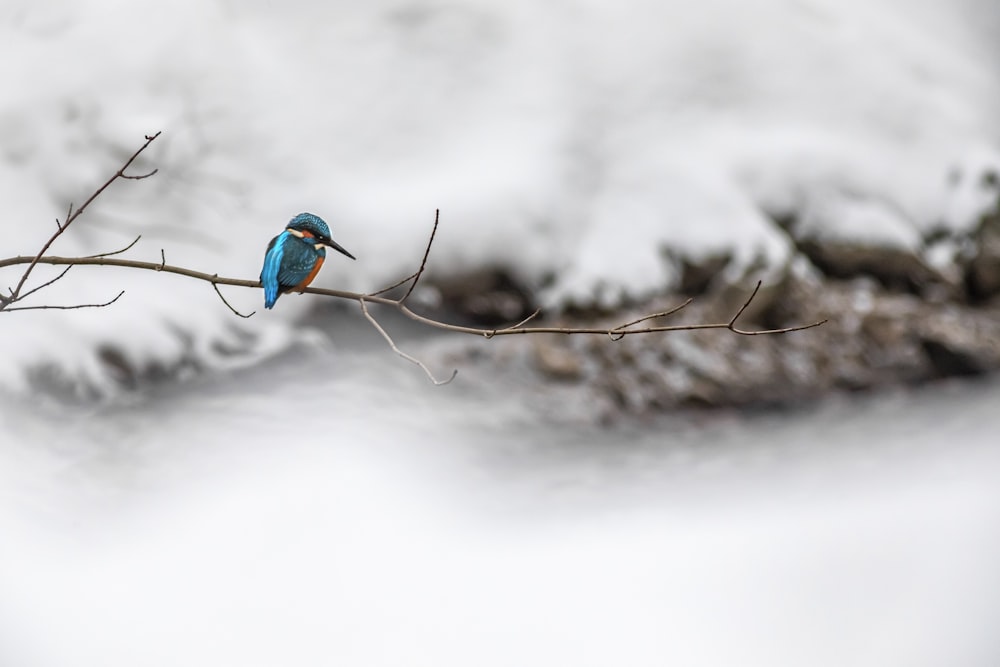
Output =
[{"x1": 2, "y1": 1, "x2": 1000, "y2": 665}]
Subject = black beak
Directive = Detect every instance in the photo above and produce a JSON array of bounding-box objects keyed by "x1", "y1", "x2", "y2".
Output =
[{"x1": 321, "y1": 236, "x2": 356, "y2": 260}]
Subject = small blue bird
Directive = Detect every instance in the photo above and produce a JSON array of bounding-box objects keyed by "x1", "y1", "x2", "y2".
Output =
[{"x1": 260, "y1": 213, "x2": 355, "y2": 309}]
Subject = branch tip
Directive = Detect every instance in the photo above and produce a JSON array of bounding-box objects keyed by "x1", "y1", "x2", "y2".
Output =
[
  {"x1": 212, "y1": 281, "x2": 255, "y2": 318},
  {"x1": 728, "y1": 280, "x2": 763, "y2": 328},
  {"x1": 400, "y1": 208, "x2": 440, "y2": 303},
  {"x1": 360, "y1": 297, "x2": 456, "y2": 385}
]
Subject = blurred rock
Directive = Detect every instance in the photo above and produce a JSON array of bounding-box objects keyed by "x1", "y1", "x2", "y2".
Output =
[
  {"x1": 422, "y1": 205, "x2": 1000, "y2": 420},
  {"x1": 533, "y1": 336, "x2": 583, "y2": 381},
  {"x1": 425, "y1": 268, "x2": 536, "y2": 326},
  {"x1": 678, "y1": 252, "x2": 731, "y2": 295},
  {"x1": 796, "y1": 238, "x2": 946, "y2": 294},
  {"x1": 963, "y1": 203, "x2": 1000, "y2": 302}
]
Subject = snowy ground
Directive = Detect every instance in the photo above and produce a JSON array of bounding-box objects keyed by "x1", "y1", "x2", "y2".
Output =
[
  {"x1": 2, "y1": 351, "x2": 1000, "y2": 667},
  {"x1": 0, "y1": 0, "x2": 998, "y2": 389}
]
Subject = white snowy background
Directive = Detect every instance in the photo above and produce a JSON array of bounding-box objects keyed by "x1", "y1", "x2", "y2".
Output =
[
  {"x1": 1, "y1": 0, "x2": 998, "y2": 390},
  {"x1": 3, "y1": 4, "x2": 1000, "y2": 666}
]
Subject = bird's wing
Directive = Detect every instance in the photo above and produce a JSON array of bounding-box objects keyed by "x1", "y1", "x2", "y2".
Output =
[
  {"x1": 260, "y1": 232, "x2": 289, "y2": 309},
  {"x1": 276, "y1": 237, "x2": 321, "y2": 288}
]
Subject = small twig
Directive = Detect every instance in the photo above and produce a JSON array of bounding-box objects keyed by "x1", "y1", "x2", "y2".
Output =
[
  {"x1": 360, "y1": 297, "x2": 457, "y2": 385},
  {"x1": 505, "y1": 307, "x2": 543, "y2": 330},
  {"x1": 399, "y1": 208, "x2": 440, "y2": 303},
  {"x1": 158, "y1": 249, "x2": 166, "y2": 270},
  {"x1": 608, "y1": 297, "x2": 694, "y2": 341},
  {"x1": 725, "y1": 280, "x2": 828, "y2": 335},
  {"x1": 212, "y1": 279, "x2": 255, "y2": 318},
  {"x1": 0, "y1": 290, "x2": 125, "y2": 312},
  {"x1": 483, "y1": 308, "x2": 543, "y2": 339},
  {"x1": 120, "y1": 168, "x2": 158, "y2": 180},
  {"x1": 367, "y1": 270, "x2": 420, "y2": 297},
  {"x1": 84, "y1": 235, "x2": 142, "y2": 259},
  {"x1": 17, "y1": 266, "x2": 73, "y2": 302},
  {"x1": 56, "y1": 203, "x2": 72, "y2": 230}
]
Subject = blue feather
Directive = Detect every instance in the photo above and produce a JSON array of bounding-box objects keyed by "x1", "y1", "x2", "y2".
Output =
[
  {"x1": 277, "y1": 238, "x2": 325, "y2": 287},
  {"x1": 260, "y1": 231, "x2": 292, "y2": 309},
  {"x1": 287, "y1": 213, "x2": 332, "y2": 239}
]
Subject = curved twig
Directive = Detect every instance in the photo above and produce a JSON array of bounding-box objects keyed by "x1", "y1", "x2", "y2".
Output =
[
  {"x1": 399, "y1": 208, "x2": 439, "y2": 303},
  {"x1": 484, "y1": 308, "x2": 543, "y2": 339},
  {"x1": 17, "y1": 266, "x2": 73, "y2": 301},
  {"x1": 212, "y1": 279, "x2": 255, "y2": 319},
  {"x1": 85, "y1": 235, "x2": 142, "y2": 259},
  {"x1": 0, "y1": 290, "x2": 125, "y2": 312},
  {"x1": 360, "y1": 297, "x2": 457, "y2": 385},
  {"x1": 608, "y1": 297, "x2": 695, "y2": 341}
]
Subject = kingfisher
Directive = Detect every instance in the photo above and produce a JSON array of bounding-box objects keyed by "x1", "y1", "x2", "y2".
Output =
[{"x1": 260, "y1": 212, "x2": 356, "y2": 309}]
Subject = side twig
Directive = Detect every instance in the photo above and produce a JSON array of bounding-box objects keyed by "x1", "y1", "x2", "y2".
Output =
[
  {"x1": 212, "y1": 280, "x2": 255, "y2": 319},
  {"x1": 360, "y1": 297, "x2": 457, "y2": 385},
  {"x1": 84, "y1": 235, "x2": 142, "y2": 259},
  {"x1": 0, "y1": 290, "x2": 125, "y2": 313},
  {"x1": 399, "y1": 208, "x2": 439, "y2": 303}
]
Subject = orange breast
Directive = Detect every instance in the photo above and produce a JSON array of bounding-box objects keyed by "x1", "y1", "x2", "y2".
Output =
[{"x1": 293, "y1": 255, "x2": 325, "y2": 292}]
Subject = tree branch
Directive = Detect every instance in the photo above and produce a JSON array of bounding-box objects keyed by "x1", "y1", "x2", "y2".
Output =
[
  {"x1": 0, "y1": 290, "x2": 125, "y2": 313},
  {"x1": 16, "y1": 265, "x2": 73, "y2": 302},
  {"x1": 399, "y1": 208, "x2": 439, "y2": 303},
  {"x1": 0, "y1": 252, "x2": 828, "y2": 337},
  {"x1": 360, "y1": 298, "x2": 457, "y2": 385},
  {"x1": 1, "y1": 132, "x2": 160, "y2": 312},
  {"x1": 212, "y1": 280, "x2": 255, "y2": 319},
  {"x1": 0, "y1": 132, "x2": 829, "y2": 385}
]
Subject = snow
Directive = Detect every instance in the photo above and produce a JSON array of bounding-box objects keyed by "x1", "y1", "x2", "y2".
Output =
[
  {"x1": 0, "y1": 0, "x2": 997, "y2": 388},
  {"x1": 2, "y1": 359, "x2": 1000, "y2": 666}
]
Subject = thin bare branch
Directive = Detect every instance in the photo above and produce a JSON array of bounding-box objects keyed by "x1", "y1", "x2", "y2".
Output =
[
  {"x1": 367, "y1": 270, "x2": 420, "y2": 297},
  {"x1": 120, "y1": 168, "x2": 158, "y2": 180},
  {"x1": 56, "y1": 202, "x2": 72, "y2": 230},
  {"x1": 0, "y1": 253, "x2": 828, "y2": 338},
  {"x1": 0, "y1": 290, "x2": 125, "y2": 312},
  {"x1": 608, "y1": 297, "x2": 695, "y2": 341},
  {"x1": 400, "y1": 208, "x2": 440, "y2": 303},
  {"x1": 483, "y1": 308, "x2": 543, "y2": 339},
  {"x1": 84, "y1": 235, "x2": 142, "y2": 259},
  {"x1": 722, "y1": 280, "x2": 828, "y2": 335},
  {"x1": 729, "y1": 317, "x2": 829, "y2": 336},
  {"x1": 729, "y1": 280, "x2": 762, "y2": 327},
  {"x1": 17, "y1": 266, "x2": 73, "y2": 302},
  {"x1": 360, "y1": 297, "x2": 457, "y2": 385},
  {"x1": 212, "y1": 280, "x2": 255, "y2": 319},
  {"x1": 616, "y1": 298, "x2": 694, "y2": 331},
  {"x1": 2, "y1": 131, "x2": 160, "y2": 312}
]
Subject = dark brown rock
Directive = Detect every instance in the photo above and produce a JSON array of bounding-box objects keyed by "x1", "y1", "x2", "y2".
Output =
[
  {"x1": 797, "y1": 238, "x2": 945, "y2": 294},
  {"x1": 426, "y1": 267, "x2": 536, "y2": 326},
  {"x1": 963, "y1": 206, "x2": 1000, "y2": 301}
]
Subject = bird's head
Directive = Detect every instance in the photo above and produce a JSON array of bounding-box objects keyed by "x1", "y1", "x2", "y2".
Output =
[{"x1": 286, "y1": 212, "x2": 356, "y2": 260}]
